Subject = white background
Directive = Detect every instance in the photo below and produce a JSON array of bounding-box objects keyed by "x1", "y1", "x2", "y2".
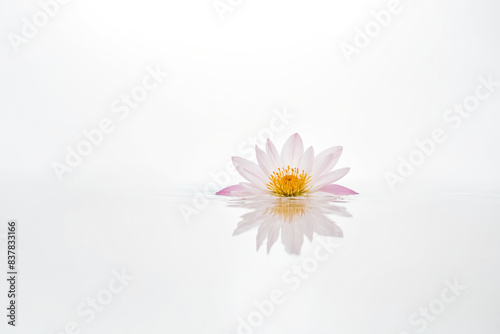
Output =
[
  {"x1": 1, "y1": 0, "x2": 500, "y2": 194},
  {"x1": 1, "y1": 0, "x2": 500, "y2": 333}
]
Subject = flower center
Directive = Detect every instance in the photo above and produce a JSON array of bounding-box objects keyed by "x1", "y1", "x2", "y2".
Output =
[{"x1": 267, "y1": 166, "x2": 311, "y2": 197}]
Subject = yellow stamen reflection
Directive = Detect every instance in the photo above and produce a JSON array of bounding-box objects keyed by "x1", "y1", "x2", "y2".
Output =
[{"x1": 265, "y1": 199, "x2": 308, "y2": 223}]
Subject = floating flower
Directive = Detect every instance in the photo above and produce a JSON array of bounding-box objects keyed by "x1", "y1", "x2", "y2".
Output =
[{"x1": 216, "y1": 133, "x2": 357, "y2": 197}]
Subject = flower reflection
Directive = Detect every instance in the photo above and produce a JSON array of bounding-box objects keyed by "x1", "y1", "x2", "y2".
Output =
[{"x1": 229, "y1": 195, "x2": 351, "y2": 254}]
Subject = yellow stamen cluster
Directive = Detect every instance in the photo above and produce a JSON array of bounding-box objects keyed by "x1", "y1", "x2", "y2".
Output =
[{"x1": 266, "y1": 166, "x2": 311, "y2": 197}]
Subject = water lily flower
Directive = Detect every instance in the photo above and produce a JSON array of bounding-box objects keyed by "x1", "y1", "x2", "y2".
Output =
[{"x1": 216, "y1": 133, "x2": 357, "y2": 197}]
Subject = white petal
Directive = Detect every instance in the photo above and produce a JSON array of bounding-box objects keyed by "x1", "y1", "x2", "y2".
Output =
[
  {"x1": 311, "y1": 167, "x2": 350, "y2": 190},
  {"x1": 298, "y1": 146, "x2": 314, "y2": 174},
  {"x1": 238, "y1": 182, "x2": 269, "y2": 195},
  {"x1": 312, "y1": 146, "x2": 343, "y2": 177},
  {"x1": 266, "y1": 138, "x2": 282, "y2": 171},
  {"x1": 255, "y1": 145, "x2": 272, "y2": 176},
  {"x1": 233, "y1": 156, "x2": 267, "y2": 181},
  {"x1": 280, "y1": 133, "x2": 304, "y2": 167}
]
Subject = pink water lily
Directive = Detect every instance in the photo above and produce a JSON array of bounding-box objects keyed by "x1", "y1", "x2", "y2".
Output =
[{"x1": 216, "y1": 133, "x2": 357, "y2": 197}]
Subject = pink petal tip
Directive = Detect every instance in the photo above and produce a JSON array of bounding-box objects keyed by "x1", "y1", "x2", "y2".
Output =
[
  {"x1": 216, "y1": 184, "x2": 244, "y2": 196},
  {"x1": 318, "y1": 184, "x2": 358, "y2": 195}
]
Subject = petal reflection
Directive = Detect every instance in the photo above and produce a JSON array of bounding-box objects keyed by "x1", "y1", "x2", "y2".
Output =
[{"x1": 229, "y1": 196, "x2": 352, "y2": 255}]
